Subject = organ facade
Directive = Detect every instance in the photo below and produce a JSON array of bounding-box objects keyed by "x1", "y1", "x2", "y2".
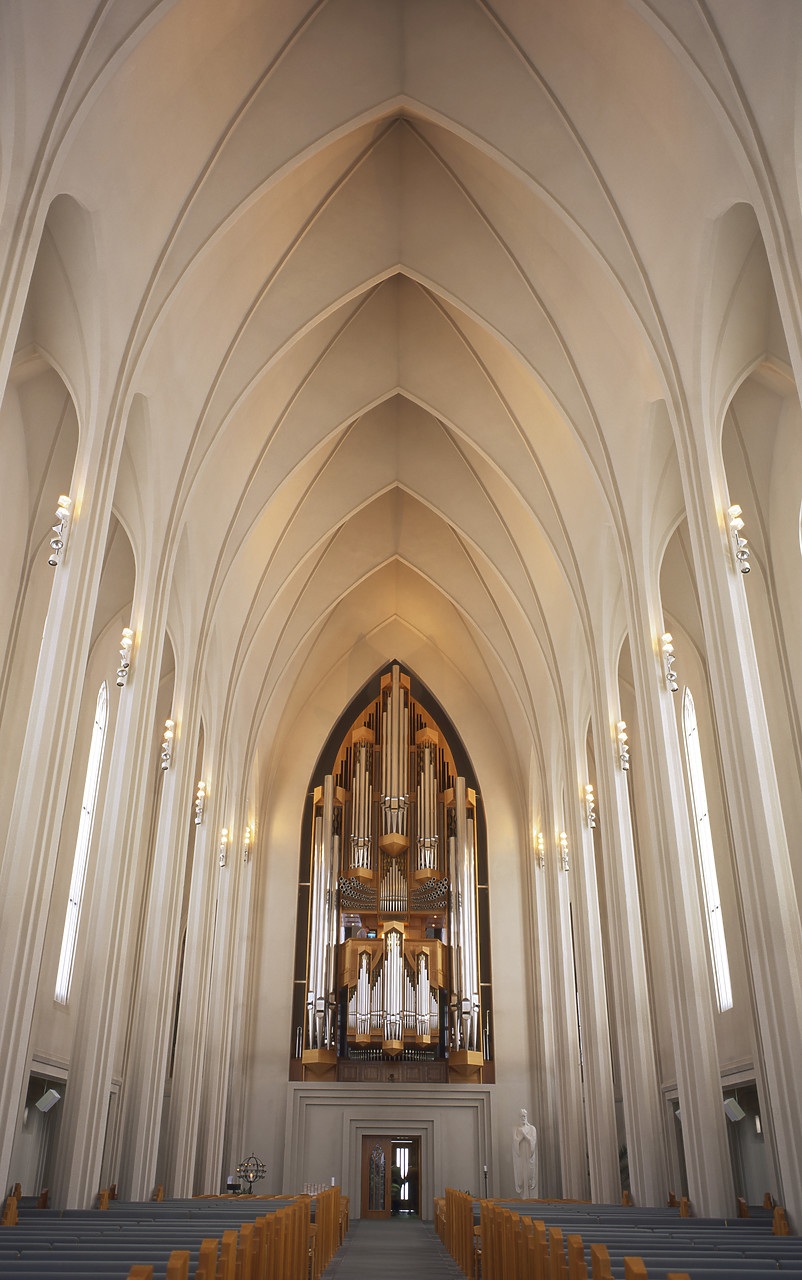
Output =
[{"x1": 295, "y1": 664, "x2": 492, "y2": 1084}]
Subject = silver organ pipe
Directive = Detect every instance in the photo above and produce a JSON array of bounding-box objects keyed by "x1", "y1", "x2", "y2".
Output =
[
  {"x1": 383, "y1": 928, "x2": 403, "y2": 1045},
  {"x1": 416, "y1": 743, "x2": 438, "y2": 872},
  {"x1": 381, "y1": 664, "x2": 409, "y2": 839},
  {"x1": 306, "y1": 776, "x2": 339, "y2": 1051},
  {"x1": 370, "y1": 967, "x2": 382, "y2": 1032},
  {"x1": 404, "y1": 965, "x2": 416, "y2": 1031},
  {"x1": 450, "y1": 777, "x2": 480, "y2": 1053},
  {"x1": 416, "y1": 952, "x2": 430, "y2": 1037},
  {"x1": 380, "y1": 855, "x2": 407, "y2": 914},
  {"x1": 356, "y1": 950, "x2": 371, "y2": 1038},
  {"x1": 350, "y1": 740, "x2": 372, "y2": 870}
]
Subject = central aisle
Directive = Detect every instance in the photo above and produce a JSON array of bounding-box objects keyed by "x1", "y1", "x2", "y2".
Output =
[{"x1": 322, "y1": 1217, "x2": 464, "y2": 1279}]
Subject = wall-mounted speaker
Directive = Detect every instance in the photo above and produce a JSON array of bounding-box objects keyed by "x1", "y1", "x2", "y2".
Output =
[
  {"x1": 35, "y1": 1089, "x2": 61, "y2": 1113},
  {"x1": 723, "y1": 1097, "x2": 746, "y2": 1122}
]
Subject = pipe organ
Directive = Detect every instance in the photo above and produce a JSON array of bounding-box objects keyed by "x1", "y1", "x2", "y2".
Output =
[{"x1": 300, "y1": 664, "x2": 491, "y2": 1083}]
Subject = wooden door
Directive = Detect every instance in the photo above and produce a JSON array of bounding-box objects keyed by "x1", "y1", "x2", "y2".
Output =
[{"x1": 360, "y1": 1136, "x2": 393, "y2": 1218}]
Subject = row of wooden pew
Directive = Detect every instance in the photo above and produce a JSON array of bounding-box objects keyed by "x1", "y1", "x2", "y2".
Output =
[
  {"x1": 436, "y1": 1189, "x2": 800, "y2": 1280},
  {"x1": 0, "y1": 1187, "x2": 347, "y2": 1280}
]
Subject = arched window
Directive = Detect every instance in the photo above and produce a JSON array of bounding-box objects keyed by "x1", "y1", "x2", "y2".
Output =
[
  {"x1": 683, "y1": 687, "x2": 733, "y2": 1012},
  {"x1": 55, "y1": 681, "x2": 108, "y2": 1004}
]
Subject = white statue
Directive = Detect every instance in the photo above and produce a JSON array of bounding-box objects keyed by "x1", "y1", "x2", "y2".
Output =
[{"x1": 512, "y1": 1107, "x2": 538, "y2": 1198}]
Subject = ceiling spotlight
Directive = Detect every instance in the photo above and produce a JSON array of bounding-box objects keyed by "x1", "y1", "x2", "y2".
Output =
[
  {"x1": 47, "y1": 495, "x2": 72, "y2": 567},
  {"x1": 617, "y1": 721, "x2": 630, "y2": 771},
  {"x1": 584, "y1": 784, "x2": 596, "y2": 829},
  {"x1": 559, "y1": 831, "x2": 569, "y2": 872},
  {"x1": 661, "y1": 633, "x2": 678, "y2": 693},
  {"x1": 195, "y1": 780, "x2": 207, "y2": 825},
  {"x1": 116, "y1": 627, "x2": 134, "y2": 688},
  {"x1": 728, "y1": 505, "x2": 750, "y2": 574},
  {"x1": 160, "y1": 719, "x2": 175, "y2": 771}
]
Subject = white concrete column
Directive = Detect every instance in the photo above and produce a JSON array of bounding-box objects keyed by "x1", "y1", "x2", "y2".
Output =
[
  {"x1": 0, "y1": 432, "x2": 116, "y2": 1196},
  {"x1": 680, "y1": 469, "x2": 802, "y2": 1228},
  {"x1": 593, "y1": 692, "x2": 668, "y2": 1208},
  {"x1": 162, "y1": 766, "x2": 219, "y2": 1198},
  {"x1": 193, "y1": 815, "x2": 244, "y2": 1193},
  {"x1": 113, "y1": 692, "x2": 200, "y2": 1201},
  {"x1": 569, "y1": 754, "x2": 621, "y2": 1203},
  {"x1": 545, "y1": 812, "x2": 589, "y2": 1200},
  {"x1": 529, "y1": 822, "x2": 562, "y2": 1198},
  {"x1": 626, "y1": 584, "x2": 734, "y2": 1218},
  {"x1": 49, "y1": 585, "x2": 170, "y2": 1207}
]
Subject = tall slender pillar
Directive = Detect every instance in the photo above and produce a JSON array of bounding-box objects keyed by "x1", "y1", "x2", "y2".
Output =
[
  {"x1": 680, "y1": 460, "x2": 802, "y2": 1228},
  {"x1": 49, "y1": 589, "x2": 169, "y2": 1207},
  {"x1": 626, "y1": 582, "x2": 734, "y2": 1217},
  {"x1": 593, "y1": 679, "x2": 668, "y2": 1208},
  {"x1": 114, "y1": 696, "x2": 199, "y2": 1200},
  {"x1": 545, "y1": 808, "x2": 589, "y2": 1200},
  {"x1": 569, "y1": 749, "x2": 621, "y2": 1202},
  {"x1": 0, "y1": 428, "x2": 114, "y2": 1197}
]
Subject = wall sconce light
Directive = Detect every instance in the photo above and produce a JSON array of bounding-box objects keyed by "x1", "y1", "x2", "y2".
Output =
[
  {"x1": 116, "y1": 627, "x2": 134, "y2": 687},
  {"x1": 661, "y1": 633, "x2": 678, "y2": 692},
  {"x1": 160, "y1": 720, "x2": 175, "y2": 771},
  {"x1": 243, "y1": 825, "x2": 253, "y2": 863},
  {"x1": 47, "y1": 495, "x2": 72, "y2": 567},
  {"x1": 559, "y1": 831, "x2": 569, "y2": 872},
  {"x1": 617, "y1": 721, "x2": 630, "y2": 771},
  {"x1": 728, "y1": 505, "x2": 750, "y2": 574},
  {"x1": 194, "y1": 780, "x2": 207, "y2": 825},
  {"x1": 219, "y1": 828, "x2": 229, "y2": 868},
  {"x1": 535, "y1": 831, "x2": 545, "y2": 870},
  {"x1": 584, "y1": 784, "x2": 596, "y2": 829}
]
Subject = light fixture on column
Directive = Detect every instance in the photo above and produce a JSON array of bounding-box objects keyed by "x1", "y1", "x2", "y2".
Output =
[
  {"x1": 727, "y1": 505, "x2": 750, "y2": 574},
  {"x1": 535, "y1": 831, "x2": 545, "y2": 869},
  {"x1": 661, "y1": 633, "x2": 678, "y2": 692},
  {"x1": 559, "y1": 831, "x2": 569, "y2": 872},
  {"x1": 584, "y1": 784, "x2": 596, "y2": 828},
  {"x1": 219, "y1": 828, "x2": 229, "y2": 867},
  {"x1": 243, "y1": 825, "x2": 253, "y2": 863},
  {"x1": 47, "y1": 495, "x2": 72, "y2": 567},
  {"x1": 116, "y1": 627, "x2": 134, "y2": 687},
  {"x1": 194, "y1": 780, "x2": 207, "y2": 825},
  {"x1": 617, "y1": 721, "x2": 630, "y2": 771},
  {"x1": 160, "y1": 720, "x2": 175, "y2": 770}
]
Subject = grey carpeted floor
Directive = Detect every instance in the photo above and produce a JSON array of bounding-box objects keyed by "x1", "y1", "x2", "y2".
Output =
[{"x1": 322, "y1": 1217, "x2": 464, "y2": 1278}]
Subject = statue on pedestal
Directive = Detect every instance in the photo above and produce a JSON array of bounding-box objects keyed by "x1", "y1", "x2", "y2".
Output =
[{"x1": 512, "y1": 1108, "x2": 538, "y2": 1198}]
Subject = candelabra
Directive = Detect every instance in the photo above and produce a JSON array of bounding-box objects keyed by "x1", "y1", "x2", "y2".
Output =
[
  {"x1": 617, "y1": 721, "x2": 630, "y2": 770},
  {"x1": 535, "y1": 831, "x2": 545, "y2": 869},
  {"x1": 116, "y1": 627, "x2": 134, "y2": 687},
  {"x1": 160, "y1": 720, "x2": 174, "y2": 770},
  {"x1": 47, "y1": 495, "x2": 72, "y2": 567},
  {"x1": 243, "y1": 825, "x2": 252, "y2": 862},
  {"x1": 219, "y1": 827, "x2": 229, "y2": 867},
  {"x1": 661, "y1": 633, "x2": 678, "y2": 692},
  {"x1": 728, "y1": 505, "x2": 750, "y2": 574}
]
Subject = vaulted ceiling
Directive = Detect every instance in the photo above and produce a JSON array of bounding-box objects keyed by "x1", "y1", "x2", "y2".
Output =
[{"x1": 5, "y1": 0, "x2": 791, "y2": 805}]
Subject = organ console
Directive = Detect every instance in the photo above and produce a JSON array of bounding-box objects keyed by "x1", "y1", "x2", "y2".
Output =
[{"x1": 298, "y1": 664, "x2": 491, "y2": 1083}]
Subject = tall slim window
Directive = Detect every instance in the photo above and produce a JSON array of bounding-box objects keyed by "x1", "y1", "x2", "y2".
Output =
[
  {"x1": 55, "y1": 681, "x2": 108, "y2": 1004},
  {"x1": 683, "y1": 687, "x2": 733, "y2": 1012}
]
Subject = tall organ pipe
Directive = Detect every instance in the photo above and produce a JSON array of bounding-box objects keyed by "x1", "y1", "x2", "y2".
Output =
[
  {"x1": 306, "y1": 775, "x2": 339, "y2": 1050},
  {"x1": 350, "y1": 741, "x2": 372, "y2": 870},
  {"x1": 448, "y1": 778, "x2": 481, "y2": 1053},
  {"x1": 381, "y1": 665, "x2": 409, "y2": 837}
]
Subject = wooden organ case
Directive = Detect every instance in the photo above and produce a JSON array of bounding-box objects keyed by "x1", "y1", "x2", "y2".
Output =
[{"x1": 294, "y1": 664, "x2": 493, "y2": 1085}]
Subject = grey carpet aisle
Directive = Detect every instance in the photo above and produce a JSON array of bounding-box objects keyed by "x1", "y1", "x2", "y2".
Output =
[{"x1": 322, "y1": 1218, "x2": 464, "y2": 1279}]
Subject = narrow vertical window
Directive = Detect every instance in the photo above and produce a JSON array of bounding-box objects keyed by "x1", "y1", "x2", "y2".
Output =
[
  {"x1": 55, "y1": 681, "x2": 108, "y2": 1004},
  {"x1": 683, "y1": 687, "x2": 733, "y2": 1012}
]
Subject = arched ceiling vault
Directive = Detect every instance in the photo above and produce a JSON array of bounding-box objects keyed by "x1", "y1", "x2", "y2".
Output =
[{"x1": 24, "y1": 0, "x2": 768, "y2": 799}]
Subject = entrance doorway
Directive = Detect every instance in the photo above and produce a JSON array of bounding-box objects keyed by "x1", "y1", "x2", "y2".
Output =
[{"x1": 360, "y1": 1136, "x2": 421, "y2": 1218}]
